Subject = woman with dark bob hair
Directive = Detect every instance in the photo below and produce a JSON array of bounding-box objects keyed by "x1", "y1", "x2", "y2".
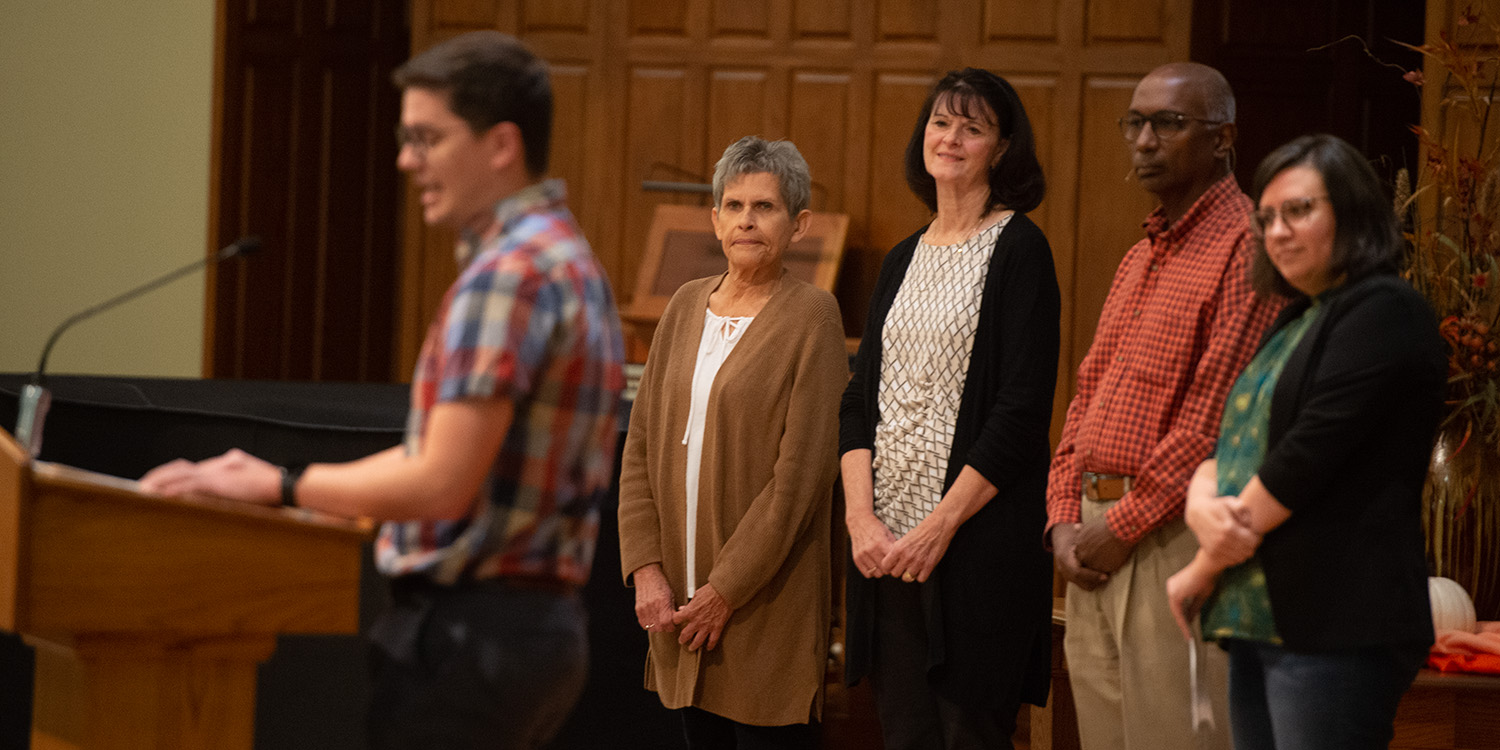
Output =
[
  {"x1": 840, "y1": 68, "x2": 1059, "y2": 748},
  {"x1": 1167, "y1": 133, "x2": 1446, "y2": 749}
]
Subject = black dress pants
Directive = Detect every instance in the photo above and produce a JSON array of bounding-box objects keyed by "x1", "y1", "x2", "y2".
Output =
[
  {"x1": 870, "y1": 576, "x2": 1017, "y2": 750},
  {"x1": 680, "y1": 706, "x2": 819, "y2": 750}
]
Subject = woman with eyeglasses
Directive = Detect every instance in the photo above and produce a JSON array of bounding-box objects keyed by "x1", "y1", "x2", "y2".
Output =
[
  {"x1": 840, "y1": 68, "x2": 1059, "y2": 749},
  {"x1": 1166, "y1": 133, "x2": 1445, "y2": 749}
]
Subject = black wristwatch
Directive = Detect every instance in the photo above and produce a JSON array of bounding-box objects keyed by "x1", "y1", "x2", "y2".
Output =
[{"x1": 279, "y1": 464, "x2": 306, "y2": 507}]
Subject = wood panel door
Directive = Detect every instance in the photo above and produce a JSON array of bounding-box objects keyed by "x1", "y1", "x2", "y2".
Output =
[
  {"x1": 400, "y1": 0, "x2": 1190, "y2": 443},
  {"x1": 209, "y1": 0, "x2": 409, "y2": 382}
]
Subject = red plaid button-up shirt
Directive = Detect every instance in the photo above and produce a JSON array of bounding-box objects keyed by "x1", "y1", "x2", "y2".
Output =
[{"x1": 1046, "y1": 175, "x2": 1282, "y2": 543}]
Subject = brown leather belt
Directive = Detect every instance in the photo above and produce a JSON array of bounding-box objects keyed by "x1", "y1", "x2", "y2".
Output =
[
  {"x1": 1082, "y1": 472, "x2": 1134, "y2": 501},
  {"x1": 391, "y1": 573, "x2": 578, "y2": 601},
  {"x1": 497, "y1": 574, "x2": 579, "y2": 596}
]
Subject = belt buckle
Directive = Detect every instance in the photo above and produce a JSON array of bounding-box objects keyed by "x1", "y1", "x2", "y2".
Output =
[{"x1": 1083, "y1": 472, "x2": 1130, "y2": 501}]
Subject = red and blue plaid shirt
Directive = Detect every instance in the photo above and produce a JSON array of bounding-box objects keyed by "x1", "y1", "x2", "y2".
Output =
[
  {"x1": 1046, "y1": 175, "x2": 1283, "y2": 543},
  {"x1": 376, "y1": 179, "x2": 625, "y2": 585}
]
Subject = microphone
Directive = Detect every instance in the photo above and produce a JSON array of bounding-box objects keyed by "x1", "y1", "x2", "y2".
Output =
[{"x1": 13, "y1": 236, "x2": 261, "y2": 457}]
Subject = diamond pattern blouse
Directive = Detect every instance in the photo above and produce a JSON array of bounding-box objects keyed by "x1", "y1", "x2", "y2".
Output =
[{"x1": 872, "y1": 216, "x2": 1010, "y2": 536}]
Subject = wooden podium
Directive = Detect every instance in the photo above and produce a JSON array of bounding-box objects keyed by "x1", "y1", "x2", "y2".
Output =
[{"x1": 0, "y1": 428, "x2": 373, "y2": 749}]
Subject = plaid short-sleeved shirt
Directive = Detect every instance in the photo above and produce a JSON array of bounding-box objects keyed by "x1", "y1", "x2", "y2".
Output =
[
  {"x1": 1046, "y1": 175, "x2": 1282, "y2": 543},
  {"x1": 375, "y1": 179, "x2": 625, "y2": 585}
]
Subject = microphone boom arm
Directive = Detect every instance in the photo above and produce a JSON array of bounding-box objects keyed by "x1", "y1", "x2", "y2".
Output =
[
  {"x1": 32, "y1": 242, "x2": 249, "y2": 385},
  {"x1": 15, "y1": 236, "x2": 259, "y2": 457}
]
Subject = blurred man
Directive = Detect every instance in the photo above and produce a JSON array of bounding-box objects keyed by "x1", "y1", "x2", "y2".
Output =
[{"x1": 142, "y1": 32, "x2": 624, "y2": 750}]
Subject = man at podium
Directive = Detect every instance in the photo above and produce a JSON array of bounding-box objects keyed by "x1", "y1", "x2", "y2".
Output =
[{"x1": 141, "y1": 31, "x2": 626, "y2": 750}]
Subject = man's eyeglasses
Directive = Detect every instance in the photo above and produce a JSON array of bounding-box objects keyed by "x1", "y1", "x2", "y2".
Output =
[
  {"x1": 395, "y1": 125, "x2": 443, "y2": 158},
  {"x1": 1251, "y1": 196, "x2": 1329, "y2": 235},
  {"x1": 1118, "y1": 111, "x2": 1225, "y2": 141}
]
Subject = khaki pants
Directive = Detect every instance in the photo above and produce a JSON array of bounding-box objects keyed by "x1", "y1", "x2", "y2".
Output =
[{"x1": 1063, "y1": 498, "x2": 1231, "y2": 750}]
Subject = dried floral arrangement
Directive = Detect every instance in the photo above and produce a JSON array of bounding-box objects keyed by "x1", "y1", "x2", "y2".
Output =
[{"x1": 1392, "y1": 6, "x2": 1500, "y2": 618}]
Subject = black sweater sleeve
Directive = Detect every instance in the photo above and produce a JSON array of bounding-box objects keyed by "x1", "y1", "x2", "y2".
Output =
[
  {"x1": 1257, "y1": 281, "x2": 1445, "y2": 512},
  {"x1": 961, "y1": 221, "x2": 1061, "y2": 489}
]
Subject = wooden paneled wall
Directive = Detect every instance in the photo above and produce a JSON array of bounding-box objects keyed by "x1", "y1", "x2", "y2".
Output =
[
  {"x1": 399, "y1": 0, "x2": 1191, "y2": 436},
  {"x1": 211, "y1": 0, "x2": 408, "y2": 382}
]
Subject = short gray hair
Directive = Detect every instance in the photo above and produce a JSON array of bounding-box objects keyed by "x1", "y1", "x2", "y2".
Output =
[{"x1": 711, "y1": 136, "x2": 811, "y2": 216}]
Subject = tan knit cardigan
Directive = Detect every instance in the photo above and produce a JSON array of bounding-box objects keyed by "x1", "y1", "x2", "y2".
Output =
[{"x1": 618, "y1": 272, "x2": 847, "y2": 726}]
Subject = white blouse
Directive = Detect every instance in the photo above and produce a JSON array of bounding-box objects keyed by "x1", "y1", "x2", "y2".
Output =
[
  {"x1": 680, "y1": 308, "x2": 753, "y2": 597},
  {"x1": 872, "y1": 215, "x2": 1009, "y2": 536}
]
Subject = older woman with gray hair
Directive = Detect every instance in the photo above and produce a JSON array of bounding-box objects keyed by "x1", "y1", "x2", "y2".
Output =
[{"x1": 618, "y1": 135, "x2": 847, "y2": 748}]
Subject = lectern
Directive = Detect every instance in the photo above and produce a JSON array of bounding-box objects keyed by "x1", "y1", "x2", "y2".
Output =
[{"x1": 0, "y1": 428, "x2": 372, "y2": 749}]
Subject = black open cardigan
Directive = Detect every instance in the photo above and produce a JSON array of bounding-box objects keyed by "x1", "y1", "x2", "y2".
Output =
[
  {"x1": 839, "y1": 212, "x2": 1059, "y2": 710},
  {"x1": 1254, "y1": 274, "x2": 1445, "y2": 650}
]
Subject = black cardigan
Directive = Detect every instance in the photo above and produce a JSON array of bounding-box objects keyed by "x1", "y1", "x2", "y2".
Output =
[
  {"x1": 839, "y1": 213, "x2": 1059, "y2": 710},
  {"x1": 1254, "y1": 274, "x2": 1444, "y2": 650}
]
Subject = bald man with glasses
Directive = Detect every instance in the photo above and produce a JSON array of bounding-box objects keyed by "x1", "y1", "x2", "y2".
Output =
[{"x1": 1044, "y1": 62, "x2": 1284, "y2": 750}]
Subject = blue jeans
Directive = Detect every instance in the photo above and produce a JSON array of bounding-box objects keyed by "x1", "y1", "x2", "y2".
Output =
[
  {"x1": 1225, "y1": 639, "x2": 1427, "y2": 750},
  {"x1": 367, "y1": 577, "x2": 589, "y2": 750}
]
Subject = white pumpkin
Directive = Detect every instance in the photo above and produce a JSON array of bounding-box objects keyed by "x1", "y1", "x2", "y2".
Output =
[{"x1": 1429, "y1": 576, "x2": 1478, "y2": 634}]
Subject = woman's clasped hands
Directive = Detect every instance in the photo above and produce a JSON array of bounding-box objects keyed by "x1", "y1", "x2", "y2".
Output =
[
  {"x1": 631, "y1": 563, "x2": 736, "y2": 652},
  {"x1": 849, "y1": 507, "x2": 957, "y2": 584},
  {"x1": 1166, "y1": 459, "x2": 1263, "y2": 640},
  {"x1": 1184, "y1": 459, "x2": 1261, "y2": 567}
]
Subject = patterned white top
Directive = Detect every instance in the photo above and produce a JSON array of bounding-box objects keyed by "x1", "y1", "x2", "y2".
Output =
[
  {"x1": 681, "y1": 308, "x2": 752, "y2": 597},
  {"x1": 872, "y1": 215, "x2": 1010, "y2": 536}
]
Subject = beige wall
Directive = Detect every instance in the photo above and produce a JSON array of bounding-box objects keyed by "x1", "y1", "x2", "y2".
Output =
[{"x1": 0, "y1": 0, "x2": 214, "y2": 378}]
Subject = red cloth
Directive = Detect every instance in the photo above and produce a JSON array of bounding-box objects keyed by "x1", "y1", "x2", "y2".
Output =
[
  {"x1": 1427, "y1": 621, "x2": 1500, "y2": 674},
  {"x1": 1046, "y1": 175, "x2": 1283, "y2": 542}
]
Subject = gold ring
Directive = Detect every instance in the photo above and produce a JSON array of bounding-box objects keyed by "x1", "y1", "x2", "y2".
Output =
[{"x1": 902, "y1": 572, "x2": 915, "y2": 583}]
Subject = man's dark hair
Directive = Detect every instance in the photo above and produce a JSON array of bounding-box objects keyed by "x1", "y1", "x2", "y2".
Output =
[
  {"x1": 1249, "y1": 134, "x2": 1401, "y2": 297},
  {"x1": 393, "y1": 31, "x2": 552, "y2": 176},
  {"x1": 903, "y1": 68, "x2": 1046, "y2": 214}
]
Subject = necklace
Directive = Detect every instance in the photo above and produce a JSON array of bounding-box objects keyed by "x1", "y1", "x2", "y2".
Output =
[{"x1": 926, "y1": 208, "x2": 1013, "y2": 247}]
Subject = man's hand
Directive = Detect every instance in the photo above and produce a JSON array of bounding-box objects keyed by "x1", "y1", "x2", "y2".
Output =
[
  {"x1": 139, "y1": 449, "x2": 281, "y2": 505},
  {"x1": 1051, "y1": 523, "x2": 1109, "y2": 591},
  {"x1": 631, "y1": 563, "x2": 677, "y2": 634},
  {"x1": 672, "y1": 582, "x2": 732, "y2": 652},
  {"x1": 1073, "y1": 517, "x2": 1136, "y2": 575}
]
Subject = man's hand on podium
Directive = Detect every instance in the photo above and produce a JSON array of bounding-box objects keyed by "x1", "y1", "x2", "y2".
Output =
[{"x1": 139, "y1": 449, "x2": 281, "y2": 506}]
